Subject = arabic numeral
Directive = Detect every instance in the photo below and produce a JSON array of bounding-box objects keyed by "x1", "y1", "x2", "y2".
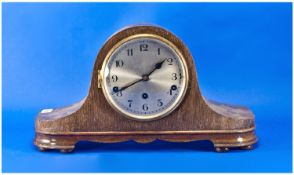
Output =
[
  {"x1": 127, "y1": 49, "x2": 133, "y2": 56},
  {"x1": 140, "y1": 44, "x2": 148, "y2": 51},
  {"x1": 115, "y1": 60, "x2": 124, "y2": 67},
  {"x1": 128, "y1": 100, "x2": 133, "y2": 108},
  {"x1": 116, "y1": 91, "x2": 122, "y2": 97},
  {"x1": 157, "y1": 99, "x2": 163, "y2": 107},
  {"x1": 167, "y1": 58, "x2": 173, "y2": 65},
  {"x1": 172, "y1": 73, "x2": 177, "y2": 80},
  {"x1": 142, "y1": 104, "x2": 149, "y2": 111},
  {"x1": 112, "y1": 75, "x2": 118, "y2": 82}
]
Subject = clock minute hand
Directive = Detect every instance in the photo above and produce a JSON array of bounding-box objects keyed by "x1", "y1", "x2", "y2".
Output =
[
  {"x1": 112, "y1": 78, "x2": 143, "y2": 95},
  {"x1": 120, "y1": 79, "x2": 144, "y2": 92},
  {"x1": 112, "y1": 59, "x2": 166, "y2": 95}
]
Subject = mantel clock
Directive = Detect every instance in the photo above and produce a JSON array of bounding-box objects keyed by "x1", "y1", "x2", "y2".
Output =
[{"x1": 34, "y1": 25, "x2": 257, "y2": 152}]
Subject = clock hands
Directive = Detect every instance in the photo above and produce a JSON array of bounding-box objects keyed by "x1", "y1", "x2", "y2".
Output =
[
  {"x1": 146, "y1": 59, "x2": 166, "y2": 77},
  {"x1": 112, "y1": 79, "x2": 143, "y2": 95},
  {"x1": 112, "y1": 59, "x2": 166, "y2": 95}
]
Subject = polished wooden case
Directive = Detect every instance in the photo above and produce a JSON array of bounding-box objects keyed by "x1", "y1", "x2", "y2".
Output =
[{"x1": 34, "y1": 25, "x2": 257, "y2": 152}]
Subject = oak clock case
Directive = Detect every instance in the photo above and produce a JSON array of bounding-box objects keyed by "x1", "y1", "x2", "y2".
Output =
[{"x1": 34, "y1": 25, "x2": 257, "y2": 153}]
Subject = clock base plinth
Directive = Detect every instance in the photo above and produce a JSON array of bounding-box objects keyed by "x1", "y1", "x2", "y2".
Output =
[{"x1": 34, "y1": 128, "x2": 257, "y2": 152}]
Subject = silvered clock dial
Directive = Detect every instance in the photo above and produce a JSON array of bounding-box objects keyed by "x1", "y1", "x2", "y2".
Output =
[{"x1": 100, "y1": 34, "x2": 189, "y2": 121}]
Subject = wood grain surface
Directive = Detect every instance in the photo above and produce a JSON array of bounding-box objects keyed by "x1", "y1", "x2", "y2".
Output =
[{"x1": 34, "y1": 25, "x2": 257, "y2": 151}]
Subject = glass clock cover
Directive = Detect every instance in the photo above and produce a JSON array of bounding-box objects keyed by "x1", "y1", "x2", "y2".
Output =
[{"x1": 101, "y1": 34, "x2": 188, "y2": 121}]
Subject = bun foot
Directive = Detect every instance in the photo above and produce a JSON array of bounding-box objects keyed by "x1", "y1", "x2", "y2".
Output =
[
  {"x1": 215, "y1": 147, "x2": 230, "y2": 152},
  {"x1": 240, "y1": 145, "x2": 253, "y2": 150},
  {"x1": 60, "y1": 148, "x2": 74, "y2": 153}
]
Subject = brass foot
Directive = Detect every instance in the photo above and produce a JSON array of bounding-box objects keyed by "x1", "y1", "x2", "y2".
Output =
[
  {"x1": 60, "y1": 148, "x2": 74, "y2": 153},
  {"x1": 215, "y1": 147, "x2": 230, "y2": 152},
  {"x1": 240, "y1": 145, "x2": 253, "y2": 150}
]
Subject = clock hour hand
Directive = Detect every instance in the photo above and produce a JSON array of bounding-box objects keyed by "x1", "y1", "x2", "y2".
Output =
[
  {"x1": 146, "y1": 59, "x2": 166, "y2": 77},
  {"x1": 112, "y1": 59, "x2": 166, "y2": 95}
]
